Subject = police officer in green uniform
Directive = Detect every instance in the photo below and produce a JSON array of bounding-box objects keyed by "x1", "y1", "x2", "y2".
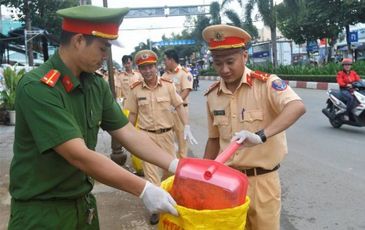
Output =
[{"x1": 8, "y1": 5, "x2": 179, "y2": 229}]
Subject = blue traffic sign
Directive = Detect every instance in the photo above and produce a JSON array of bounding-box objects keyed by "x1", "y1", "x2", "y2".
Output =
[{"x1": 349, "y1": 31, "x2": 358, "y2": 43}]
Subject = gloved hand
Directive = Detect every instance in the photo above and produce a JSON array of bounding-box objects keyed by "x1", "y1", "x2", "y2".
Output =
[
  {"x1": 139, "y1": 181, "x2": 178, "y2": 216},
  {"x1": 231, "y1": 130, "x2": 262, "y2": 147},
  {"x1": 183, "y1": 125, "x2": 198, "y2": 144},
  {"x1": 168, "y1": 158, "x2": 179, "y2": 174}
]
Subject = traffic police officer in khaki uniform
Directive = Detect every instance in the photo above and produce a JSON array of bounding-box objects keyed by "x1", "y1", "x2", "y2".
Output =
[
  {"x1": 8, "y1": 5, "x2": 180, "y2": 230},
  {"x1": 202, "y1": 24, "x2": 306, "y2": 230},
  {"x1": 162, "y1": 49, "x2": 195, "y2": 158},
  {"x1": 120, "y1": 55, "x2": 142, "y2": 100},
  {"x1": 124, "y1": 49, "x2": 196, "y2": 224}
]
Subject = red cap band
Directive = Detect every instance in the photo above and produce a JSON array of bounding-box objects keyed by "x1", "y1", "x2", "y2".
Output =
[
  {"x1": 209, "y1": 36, "x2": 245, "y2": 49},
  {"x1": 62, "y1": 18, "x2": 118, "y2": 38},
  {"x1": 136, "y1": 56, "x2": 157, "y2": 66}
]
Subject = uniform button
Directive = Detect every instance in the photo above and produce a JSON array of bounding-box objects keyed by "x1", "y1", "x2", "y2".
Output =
[{"x1": 232, "y1": 115, "x2": 236, "y2": 118}]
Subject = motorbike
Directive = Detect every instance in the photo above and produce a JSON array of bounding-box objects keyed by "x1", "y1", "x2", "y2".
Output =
[
  {"x1": 191, "y1": 68, "x2": 199, "y2": 91},
  {"x1": 322, "y1": 80, "x2": 365, "y2": 128}
]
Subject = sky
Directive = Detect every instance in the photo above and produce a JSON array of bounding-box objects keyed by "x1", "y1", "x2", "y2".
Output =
[{"x1": 91, "y1": 0, "x2": 245, "y2": 64}]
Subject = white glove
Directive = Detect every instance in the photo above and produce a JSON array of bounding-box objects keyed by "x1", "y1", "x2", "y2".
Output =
[
  {"x1": 232, "y1": 130, "x2": 263, "y2": 147},
  {"x1": 139, "y1": 181, "x2": 178, "y2": 216},
  {"x1": 183, "y1": 125, "x2": 198, "y2": 144},
  {"x1": 168, "y1": 158, "x2": 179, "y2": 174}
]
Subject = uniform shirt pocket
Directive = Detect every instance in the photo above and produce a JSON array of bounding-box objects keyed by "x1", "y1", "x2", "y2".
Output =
[
  {"x1": 240, "y1": 109, "x2": 264, "y2": 130},
  {"x1": 137, "y1": 97, "x2": 150, "y2": 113},
  {"x1": 156, "y1": 96, "x2": 170, "y2": 111},
  {"x1": 90, "y1": 110, "x2": 102, "y2": 127},
  {"x1": 212, "y1": 113, "x2": 231, "y2": 141}
]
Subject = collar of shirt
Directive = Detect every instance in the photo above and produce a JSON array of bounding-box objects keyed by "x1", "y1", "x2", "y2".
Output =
[
  {"x1": 141, "y1": 76, "x2": 162, "y2": 89},
  {"x1": 173, "y1": 64, "x2": 181, "y2": 73},
  {"x1": 218, "y1": 67, "x2": 253, "y2": 95},
  {"x1": 49, "y1": 50, "x2": 80, "y2": 93}
]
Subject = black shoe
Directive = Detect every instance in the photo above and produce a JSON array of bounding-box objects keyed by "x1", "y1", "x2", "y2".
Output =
[{"x1": 149, "y1": 213, "x2": 159, "y2": 225}]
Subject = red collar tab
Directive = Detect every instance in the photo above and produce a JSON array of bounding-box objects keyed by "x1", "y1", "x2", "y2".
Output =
[
  {"x1": 251, "y1": 70, "x2": 270, "y2": 82},
  {"x1": 62, "y1": 76, "x2": 74, "y2": 93},
  {"x1": 173, "y1": 66, "x2": 179, "y2": 73},
  {"x1": 40, "y1": 69, "x2": 61, "y2": 87},
  {"x1": 246, "y1": 74, "x2": 253, "y2": 86}
]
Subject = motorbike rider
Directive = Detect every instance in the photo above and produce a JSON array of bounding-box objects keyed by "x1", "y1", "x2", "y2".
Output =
[
  {"x1": 190, "y1": 63, "x2": 199, "y2": 90},
  {"x1": 336, "y1": 58, "x2": 361, "y2": 118}
]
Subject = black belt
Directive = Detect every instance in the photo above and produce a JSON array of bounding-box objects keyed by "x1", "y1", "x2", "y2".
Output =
[
  {"x1": 183, "y1": 103, "x2": 188, "y2": 107},
  {"x1": 140, "y1": 127, "x2": 172, "y2": 134},
  {"x1": 238, "y1": 164, "x2": 280, "y2": 177}
]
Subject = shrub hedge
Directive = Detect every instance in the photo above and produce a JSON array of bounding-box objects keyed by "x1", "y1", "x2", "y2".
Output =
[{"x1": 200, "y1": 61, "x2": 365, "y2": 82}]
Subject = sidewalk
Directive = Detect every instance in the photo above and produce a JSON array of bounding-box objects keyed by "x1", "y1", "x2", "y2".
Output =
[
  {"x1": 0, "y1": 125, "x2": 156, "y2": 230},
  {"x1": 200, "y1": 76, "x2": 339, "y2": 90}
]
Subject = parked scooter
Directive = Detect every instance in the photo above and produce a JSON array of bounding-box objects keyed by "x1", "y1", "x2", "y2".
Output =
[{"x1": 322, "y1": 80, "x2": 365, "y2": 128}]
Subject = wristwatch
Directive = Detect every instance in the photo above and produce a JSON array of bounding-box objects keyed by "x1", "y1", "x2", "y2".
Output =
[{"x1": 255, "y1": 129, "x2": 267, "y2": 143}]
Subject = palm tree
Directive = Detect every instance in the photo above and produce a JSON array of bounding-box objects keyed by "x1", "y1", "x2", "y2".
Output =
[
  {"x1": 222, "y1": 0, "x2": 278, "y2": 67},
  {"x1": 257, "y1": 0, "x2": 277, "y2": 67}
]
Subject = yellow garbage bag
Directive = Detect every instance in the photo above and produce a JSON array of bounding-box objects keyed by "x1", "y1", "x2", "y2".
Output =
[
  {"x1": 122, "y1": 109, "x2": 144, "y2": 175},
  {"x1": 159, "y1": 176, "x2": 250, "y2": 230}
]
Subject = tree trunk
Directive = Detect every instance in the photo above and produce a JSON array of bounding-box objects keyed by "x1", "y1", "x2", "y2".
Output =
[
  {"x1": 345, "y1": 24, "x2": 352, "y2": 58},
  {"x1": 271, "y1": 24, "x2": 277, "y2": 68},
  {"x1": 41, "y1": 35, "x2": 49, "y2": 62},
  {"x1": 24, "y1": 0, "x2": 34, "y2": 66},
  {"x1": 270, "y1": 0, "x2": 277, "y2": 68}
]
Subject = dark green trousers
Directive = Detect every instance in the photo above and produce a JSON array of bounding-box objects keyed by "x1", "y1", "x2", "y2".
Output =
[{"x1": 8, "y1": 194, "x2": 99, "y2": 230}]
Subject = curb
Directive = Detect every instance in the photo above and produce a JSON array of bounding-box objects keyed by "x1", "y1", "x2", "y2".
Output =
[{"x1": 199, "y1": 76, "x2": 338, "y2": 90}]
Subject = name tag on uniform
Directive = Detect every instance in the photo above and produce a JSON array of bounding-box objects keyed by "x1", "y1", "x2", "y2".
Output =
[
  {"x1": 213, "y1": 110, "x2": 225, "y2": 116},
  {"x1": 138, "y1": 97, "x2": 147, "y2": 101}
]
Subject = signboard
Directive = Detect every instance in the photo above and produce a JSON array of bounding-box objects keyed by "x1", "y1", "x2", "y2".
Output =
[
  {"x1": 152, "y1": 39, "x2": 196, "y2": 47},
  {"x1": 306, "y1": 40, "x2": 319, "y2": 52},
  {"x1": 349, "y1": 31, "x2": 358, "y2": 43}
]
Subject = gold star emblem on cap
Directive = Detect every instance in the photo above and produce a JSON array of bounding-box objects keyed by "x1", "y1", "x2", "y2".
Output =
[
  {"x1": 214, "y1": 31, "x2": 224, "y2": 41},
  {"x1": 142, "y1": 54, "x2": 148, "y2": 59}
]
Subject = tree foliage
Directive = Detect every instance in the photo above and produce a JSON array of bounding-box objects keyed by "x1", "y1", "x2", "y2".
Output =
[
  {"x1": 242, "y1": 0, "x2": 258, "y2": 39},
  {"x1": 2, "y1": 0, "x2": 78, "y2": 38},
  {"x1": 277, "y1": 0, "x2": 365, "y2": 45}
]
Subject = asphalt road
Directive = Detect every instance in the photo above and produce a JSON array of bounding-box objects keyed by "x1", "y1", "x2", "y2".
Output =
[{"x1": 1, "y1": 80, "x2": 364, "y2": 229}]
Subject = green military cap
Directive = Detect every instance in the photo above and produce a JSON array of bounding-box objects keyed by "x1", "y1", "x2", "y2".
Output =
[{"x1": 57, "y1": 5, "x2": 129, "y2": 40}]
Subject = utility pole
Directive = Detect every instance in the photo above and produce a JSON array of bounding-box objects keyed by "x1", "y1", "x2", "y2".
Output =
[
  {"x1": 103, "y1": 0, "x2": 116, "y2": 98},
  {"x1": 102, "y1": 0, "x2": 126, "y2": 166},
  {"x1": 24, "y1": 0, "x2": 34, "y2": 66}
]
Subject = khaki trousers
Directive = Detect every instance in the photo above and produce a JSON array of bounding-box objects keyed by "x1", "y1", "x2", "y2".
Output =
[
  {"x1": 245, "y1": 171, "x2": 281, "y2": 230},
  {"x1": 172, "y1": 110, "x2": 187, "y2": 158},
  {"x1": 142, "y1": 130, "x2": 175, "y2": 186}
]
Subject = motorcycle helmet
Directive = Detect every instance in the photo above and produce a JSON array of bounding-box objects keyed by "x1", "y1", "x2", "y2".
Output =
[{"x1": 341, "y1": 58, "x2": 353, "y2": 65}]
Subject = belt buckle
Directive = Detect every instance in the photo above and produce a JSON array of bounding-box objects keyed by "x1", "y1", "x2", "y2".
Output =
[{"x1": 155, "y1": 129, "x2": 162, "y2": 134}]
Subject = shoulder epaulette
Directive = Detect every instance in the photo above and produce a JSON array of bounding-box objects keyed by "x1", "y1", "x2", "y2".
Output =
[
  {"x1": 204, "y1": 81, "x2": 220, "y2": 96},
  {"x1": 250, "y1": 70, "x2": 270, "y2": 82},
  {"x1": 161, "y1": 77, "x2": 173, "y2": 83},
  {"x1": 40, "y1": 69, "x2": 61, "y2": 87},
  {"x1": 130, "y1": 80, "x2": 142, "y2": 89}
]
